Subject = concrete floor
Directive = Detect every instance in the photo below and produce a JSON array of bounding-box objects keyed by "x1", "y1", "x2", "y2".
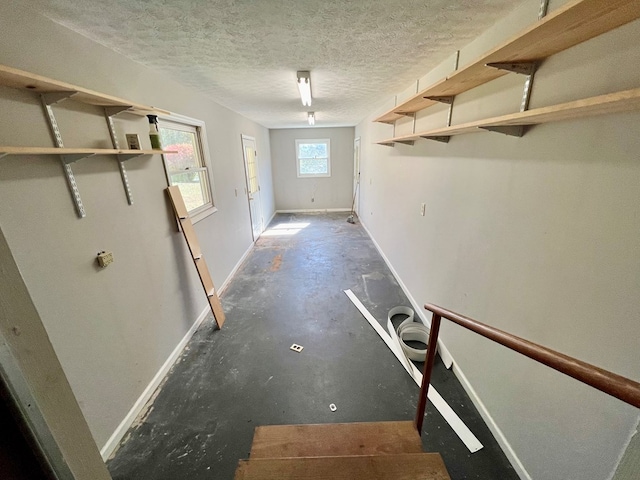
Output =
[{"x1": 107, "y1": 212, "x2": 518, "y2": 480}]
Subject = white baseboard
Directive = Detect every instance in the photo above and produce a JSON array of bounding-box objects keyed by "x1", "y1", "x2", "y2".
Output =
[
  {"x1": 264, "y1": 209, "x2": 278, "y2": 229},
  {"x1": 100, "y1": 305, "x2": 210, "y2": 461},
  {"x1": 452, "y1": 363, "x2": 531, "y2": 480},
  {"x1": 359, "y1": 218, "x2": 529, "y2": 479},
  {"x1": 218, "y1": 241, "x2": 254, "y2": 296},
  {"x1": 359, "y1": 220, "x2": 453, "y2": 368},
  {"x1": 275, "y1": 208, "x2": 351, "y2": 213}
]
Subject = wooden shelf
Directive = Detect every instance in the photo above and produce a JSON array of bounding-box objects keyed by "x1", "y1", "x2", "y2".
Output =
[
  {"x1": 374, "y1": 0, "x2": 640, "y2": 124},
  {"x1": 376, "y1": 87, "x2": 640, "y2": 144},
  {"x1": 0, "y1": 147, "x2": 172, "y2": 156},
  {"x1": 0, "y1": 64, "x2": 170, "y2": 116}
]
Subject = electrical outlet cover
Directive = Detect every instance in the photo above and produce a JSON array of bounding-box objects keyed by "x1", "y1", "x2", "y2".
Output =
[{"x1": 97, "y1": 251, "x2": 114, "y2": 268}]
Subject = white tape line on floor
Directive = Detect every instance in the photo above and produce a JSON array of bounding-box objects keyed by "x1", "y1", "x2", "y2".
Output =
[{"x1": 344, "y1": 289, "x2": 483, "y2": 453}]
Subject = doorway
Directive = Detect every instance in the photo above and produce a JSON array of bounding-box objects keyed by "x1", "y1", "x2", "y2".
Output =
[
  {"x1": 241, "y1": 135, "x2": 262, "y2": 240},
  {"x1": 353, "y1": 137, "x2": 361, "y2": 215}
]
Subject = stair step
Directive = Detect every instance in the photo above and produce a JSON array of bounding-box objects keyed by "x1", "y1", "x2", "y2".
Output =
[
  {"x1": 250, "y1": 421, "x2": 422, "y2": 458},
  {"x1": 235, "y1": 453, "x2": 451, "y2": 480}
]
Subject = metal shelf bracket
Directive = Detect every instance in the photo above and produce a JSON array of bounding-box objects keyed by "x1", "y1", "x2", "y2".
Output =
[
  {"x1": 479, "y1": 125, "x2": 527, "y2": 137},
  {"x1": 41, "y1": 91, "x2": 77, "y2": 106},
  {"x1": 485, "y1": 62, "x2": 538, "y2": 76},
  {"x1": 422, "y1": 136, "x2": 450, "y2": 143}
]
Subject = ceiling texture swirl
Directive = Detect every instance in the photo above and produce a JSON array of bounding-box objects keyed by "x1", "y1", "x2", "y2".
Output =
[{"x1": 29, "y1": 0, "x2": 525, "y2": 128}]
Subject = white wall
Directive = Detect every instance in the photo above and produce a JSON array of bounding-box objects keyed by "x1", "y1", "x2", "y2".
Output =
[
  {"x1": 270, "y1": 127, "x2": 354, "y2": 211},
  {"x1": 356, "y1": 3, "x2": 640, "y2": 480},
  {"x1": 0, "y1": 2, "x2": 274, "y2": 449}
]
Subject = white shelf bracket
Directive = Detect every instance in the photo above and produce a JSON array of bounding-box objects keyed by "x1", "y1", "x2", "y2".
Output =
[
  {"x1": 103, "y1": 106, "x2": 135, "y2": 205},
  {"x1": 104, "y1": 106, "x2": 132, "y2": 117},
  {"x1": 61, "y1": 153, "x2": 95, "y2": 164},
  {"x1": 41, "y1": 91, "x2": 77, "y2": 106},
  {"x1": 59, "y1": 161, "x2": 87, "y2": 218}
]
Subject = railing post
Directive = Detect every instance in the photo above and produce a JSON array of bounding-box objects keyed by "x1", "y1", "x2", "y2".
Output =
[{"x1": 414, "y1": 313, "x2": 441, "y2": 435}]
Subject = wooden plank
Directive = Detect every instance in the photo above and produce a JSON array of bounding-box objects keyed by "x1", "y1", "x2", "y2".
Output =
[
  {"x1": 208, "y1": 292, "x2": 226, "y2": 328},
  {"x1": 167, "y1": 186, "x2": 190, "y2": 220},
  {"x1": 195, "y1": 258, "x2": 215, "y2": 298},
  {"x1": 250, "y1": 422, "x2": 422, "y2": 459},
  {"x1": 0, "y1": 64, "x2": 169, "y2": 115},
  {"x1": 179, "y1": 220, "x2": 202, "y2": 259},
  {"x1": 377, "y1": 0, "x2": 640, "y2": 120},
  {"x1": 166, "y1": 186, "x2": 225, "y2": 329},
  {"x1": 0, "y1": 147, "x2": 171, "y2": 156},
  {"x1": 381, "y1": 87, "x2": 640, "y2": 143},
  {"x1": 235, "y1": 453, "x2": 451, "y2": 480}
]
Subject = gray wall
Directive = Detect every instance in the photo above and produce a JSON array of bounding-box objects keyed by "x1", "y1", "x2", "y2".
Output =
[
  {"x1": 270, "y1": 127, "x2": 354, "y2": 211},
  {"x1": 0, "y1": 2, "x2": 274, "y2": 449},
  {"x1": 356, "y1": 2, "x2": 640, "y2": 480}
]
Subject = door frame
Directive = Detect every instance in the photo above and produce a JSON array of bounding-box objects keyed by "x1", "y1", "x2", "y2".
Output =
[
  {"x1": 353, "y1": 137, "x2": 361, "y2": 215},
  {"x1": 241, "y1": 134, "x2": 263, "y2": 241}
]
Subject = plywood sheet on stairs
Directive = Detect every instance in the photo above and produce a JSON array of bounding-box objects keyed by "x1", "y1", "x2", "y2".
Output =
[
  {"x1": 250, "y1": 421, "x2": 422, "y2": 459},
  {"x1": 235, "y1": 453, "x2": 451, "y2": 480}
]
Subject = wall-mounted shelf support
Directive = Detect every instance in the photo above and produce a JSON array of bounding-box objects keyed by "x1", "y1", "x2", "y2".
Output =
[
  {"x1": 61, "y1": 153, "x2": 95, "y2": 164},
  {"x1": 425, "y1": 96, "x2": 455, "y2": 104},
  {"x1": 479, "y1": 125, "x2": 527, "y2": 137},
  {"x1": 379, "y1": 142, "x2": 395, "y2": 147},
  {"x1": 103, "y1": 106, "x2": 135, "y2": 205},
  {"x1": 41, "y1": 92, "x2": 77, "y2": 106},
  {"x1": 396, "y1": 140, "x2": 415, "y2": 146},
  {"x1": 422, "y1": 136, "x2": 451, "y2": 143},
  {"x1": 104, "y1": 106, "x2": 132, "y2": 117},
  {"x1": 485, "y1": 62, "x2": 538, "y2": 76},
  {"x1": 519, "y1": 0, "x2": 549, "y2": 112},
  {"x1": 60, "y1": 162, "x2": 86, "y2": 217}
]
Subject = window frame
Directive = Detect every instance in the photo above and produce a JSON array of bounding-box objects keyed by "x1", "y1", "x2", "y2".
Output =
[
  {"x1": 295, "y1": 139, "x2": 331, "y2": 178},
  {"x1": 159, "y1": 113, "x2": 217, "y2": 223}
]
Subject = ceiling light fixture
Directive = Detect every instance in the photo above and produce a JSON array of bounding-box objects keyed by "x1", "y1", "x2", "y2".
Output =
[
  {"x1": 297, "y1": 71, "x2": 312, "y2": 106},
  {"x1": 308, "y1": 112, "x2": 315, "y2": 126}
]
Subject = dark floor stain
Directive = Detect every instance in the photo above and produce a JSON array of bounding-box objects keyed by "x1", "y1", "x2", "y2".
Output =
[{"x1": 107, "y1": 212, "x2": 518, "y2": 480}]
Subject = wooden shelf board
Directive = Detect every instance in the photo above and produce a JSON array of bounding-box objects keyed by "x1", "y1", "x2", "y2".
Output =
[
  {"x1": 0, "y1": 147, "x2": 172, "y2": 156},
  {"x1": 374, "y1": 0, "x2": 640, "y2": 122},
  {"x1": 376, "y1": 87, "x2": 640, "y2": 144},
  {"x1": 0, "y1": 64, "x2": 170, "y2": 115}
]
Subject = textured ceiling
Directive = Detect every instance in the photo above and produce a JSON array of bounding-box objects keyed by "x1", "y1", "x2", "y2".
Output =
[{"x1": 29, "y1": 0, "x2": 525, "y2": 128}]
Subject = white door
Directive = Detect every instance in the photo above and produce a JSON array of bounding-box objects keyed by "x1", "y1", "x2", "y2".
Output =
[
  {"x1": 241, "y1": 135, "x2": 263, "y2": 240},
  {"x1": 353, "y1": 137, "x2": 361, "y2": 214}
]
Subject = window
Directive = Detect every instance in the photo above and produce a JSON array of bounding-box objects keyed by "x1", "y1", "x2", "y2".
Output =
[
  {"x1": 296, "y1": 139, "x2": 331, "y2": 178},
  {"x1": 159, "y1": 115, "x2": 216, "y2": 221}
]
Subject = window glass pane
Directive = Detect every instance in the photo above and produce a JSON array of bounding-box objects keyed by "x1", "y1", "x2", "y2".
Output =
[
  {"x1": 300, "y1": 158, "x2": 328, "y2": 175},
  {"x1": 298, "y1": 142, "x2": 327, "y2": 159},
  {"x1": 170, "y1": 171, "x2": 208, "y2": 212},
  {"x1": 159, "y1": 127, "x2": 201, "y2": 171}
]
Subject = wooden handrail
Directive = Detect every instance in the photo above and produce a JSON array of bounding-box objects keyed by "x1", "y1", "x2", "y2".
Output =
[{"x1": 415, "y1": 303, "x2": 640, "y2": 434}]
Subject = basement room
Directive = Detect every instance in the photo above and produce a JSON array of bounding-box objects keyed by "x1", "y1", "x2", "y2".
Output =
[{"x1": 0, "y1": 1, "x2": 639, "y2": 479}]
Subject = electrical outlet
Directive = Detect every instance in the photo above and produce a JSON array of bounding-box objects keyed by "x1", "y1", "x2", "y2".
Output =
[
  {"x1": 420, "y1": 203, "x2": 426, "y2": 216},
  {"x1": 97, "y1": 251, "x2": 114, "y2": 268}
]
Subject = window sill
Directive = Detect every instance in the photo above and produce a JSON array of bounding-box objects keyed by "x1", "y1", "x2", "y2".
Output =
[{"x1": 190, "y1": 205, "x2": 218, "y2": 224}]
